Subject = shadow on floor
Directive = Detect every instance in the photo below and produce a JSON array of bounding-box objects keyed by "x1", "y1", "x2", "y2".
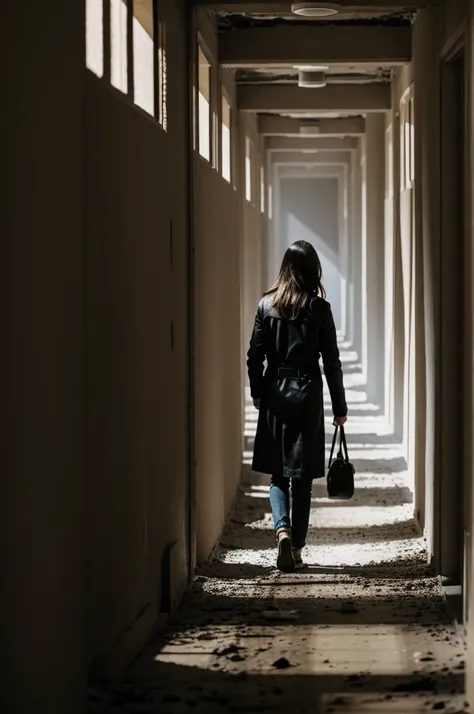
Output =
[
  {"x1": 172, "y1": 589, "x2": 450, "y2": 628},
  {"x1": 89, "y1": 657, "x2": 465, "y2": 714},
  {"x1": 195, "y1": 559, "x2": 434, "y2": 581}
]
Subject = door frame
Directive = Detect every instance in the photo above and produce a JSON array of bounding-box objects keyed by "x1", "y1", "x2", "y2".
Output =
[{"x1": 438, "y1": 28, "x2": 468, "y2": 617}]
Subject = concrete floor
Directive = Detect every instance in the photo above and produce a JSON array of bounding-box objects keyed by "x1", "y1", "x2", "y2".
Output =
[{"x1": 88, "y1": 347, "x2": 470, "y2": 714}]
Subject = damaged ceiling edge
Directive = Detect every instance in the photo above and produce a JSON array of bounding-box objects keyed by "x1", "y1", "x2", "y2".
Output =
[
  {"x1": 235, "y1": 70, "x2": 393, "y2": 84},
  {"x1": 215, "y1": 11, "x2": 416, "y2": 31}
]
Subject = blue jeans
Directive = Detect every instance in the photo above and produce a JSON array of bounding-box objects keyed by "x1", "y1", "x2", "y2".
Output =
[{"x1": 269, "y1": 475, "x2": 313, "y2": 549}]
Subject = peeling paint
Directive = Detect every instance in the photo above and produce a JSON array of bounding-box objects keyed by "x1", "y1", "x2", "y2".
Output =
[
  {"x1": 235, "y1": 68, "x2": 393, "y2": 85},
  {"x1": 216, "y1": 11, "x2": 415, "y2": 32}
]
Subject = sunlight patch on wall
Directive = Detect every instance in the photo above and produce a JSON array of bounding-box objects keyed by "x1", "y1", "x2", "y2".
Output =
[
  {"x1": 133, "y1": 0, "x2": 154, "y2": 116},
  {"x1": 198, "y1": 46, "x2": 211, "y2": 161},
  {"x1": 86, "y1": 0, "x2": 104, "y2": 78},
  {"x1": 111, "y1": 0, "x2": 128, "y2": 93},
  {"x1": 222, "y1": 92, "x2": 231, "y2": 182}
]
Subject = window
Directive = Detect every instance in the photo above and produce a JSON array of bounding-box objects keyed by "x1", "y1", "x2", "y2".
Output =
[
  {"x1": 198, "y1": 46, "x2": 211, "y2": 161},
  {"x1": 110, "y1": 0, "x2": 128, "y2": 93},
  {"x1": 86, "y1": 0, "x2": 104, "y2": 77},
  {"x1": 404, "y1": 106, "x2": 410, "y2": 184},
  {"x1": 221, "y1": 92, "x2": 231, "y2": 182},
  {"x1": 212, "y1": 106, "x2": 218, "y2": 170},
  {"x1": 400, "y1": 89, "x2": 414, "y2": 190},
  {"x1": 85, "y1": 0, "x2": 167, "y2": 128},
  {"x1": 133, "y1": 0, "x2": 154, "y2": 115},
  {"x1": 260, "y1": 165, "x2": 265, "y2": 213},
  {"x1": 409, "y1": 96, "x2": 415, "y2": 182},
  {"x1": 385, "y1": 125, "x2": 393, "y2": 199},
  {"x1": 158, "y1": 21, "x2": 167, "y2": 130},
  {"x1": 245, "y1": 137, "x2": 252, "y2": 202}
]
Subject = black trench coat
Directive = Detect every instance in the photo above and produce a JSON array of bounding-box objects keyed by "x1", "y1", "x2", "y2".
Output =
[{"x1": 247, "y1": 295, "x2": 347, "y2": 480}]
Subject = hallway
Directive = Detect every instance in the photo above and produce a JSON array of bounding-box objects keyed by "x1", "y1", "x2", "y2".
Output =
[
  {"x1": 87, "y1": 348, "x2": 468, "y2": 713},
  {"x1": 5, "y1": 1, "x2": 474, "y2": 711}
]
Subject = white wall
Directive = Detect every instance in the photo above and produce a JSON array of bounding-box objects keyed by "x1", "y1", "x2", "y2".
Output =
[{"x1": 278, "y1": 177, "x2": 343, "y2": 330}]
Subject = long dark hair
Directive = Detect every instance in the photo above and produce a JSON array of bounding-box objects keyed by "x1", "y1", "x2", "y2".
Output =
[{"x1": 264, "y1": 240, "x2": 326, "y2": 320}]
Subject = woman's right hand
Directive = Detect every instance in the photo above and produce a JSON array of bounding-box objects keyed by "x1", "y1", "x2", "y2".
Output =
[{"x1": 333, "y1": 416, "x2": 347, "y2": 426}]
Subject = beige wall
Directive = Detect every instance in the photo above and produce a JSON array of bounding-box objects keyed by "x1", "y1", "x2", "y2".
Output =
[
  {"x1": 387, "y1": 80, "x2": 405, "y2": 440},
  {"x1": 84, "y1": 0, "x2": 190, "y2": 672},
  {"x1": 443, "y1": 0, "x2": 471, "y2": 39},
  {"x1": 84, "y1": 49, "x2": 190, "y2": 670},
  {"x1": 349, "y1": 143, "x2": 363, "y2": 360},
  {"x1": 390, "y1": 66, "x2": 417, "y2": 476},
  {"x1": 194, "y1": 158, "x2": 242, "y2": 562},
  {"x1": 4, "y1": 0, "x2": 191, "y2": 709},
  {"x1": 391, "y1": 45, "x2": 429, "y2": 535},
  {"x1": 386, "y1": 6, "x2": 474, "y2": 699},
  {"x1": 364, "y1": 114, "x2": 386, "y2": 407},
  {"x1": 409, "y1": 4, "x2": 474, "y2": 704},
  {"x1": 413, "y1": 6, "x2": 442, "y2": 560},
  {"x1": 193, "y1": 11, "x2": 245, "y2": 563},
  {"x1": 3, "y1": 1, "x2": 86, "y2": 711},
  {"x1": 241, "y1": 112, "x2": 265, "y2": 380}
]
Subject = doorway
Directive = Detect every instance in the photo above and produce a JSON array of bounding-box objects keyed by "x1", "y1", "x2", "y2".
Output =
[{"x1": 439, "y1": 44, "x2": 469, "y2": 627}]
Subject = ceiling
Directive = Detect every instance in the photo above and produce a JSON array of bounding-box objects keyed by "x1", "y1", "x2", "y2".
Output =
[
  {"x1": 216, "y1": 9, "x2": 415, "y2": 28},
  {"x1": 211, "y1": 3, "x2": 416, "y2": 125},
  {"x1": 235, "y1": 65, "x2": 393, "y2": 85},
  {"x1": 277, "y1": 111, "x2": 364, "y2": 118}
]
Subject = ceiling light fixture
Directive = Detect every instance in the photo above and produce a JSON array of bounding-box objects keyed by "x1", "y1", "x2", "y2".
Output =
[
  {"x1": 291, "y1": 2, "x2": 341, "y2": 17},
  {"x1": 298, "y1": 69, "x2": 327, "y2": 88},
  {"x1": 300, "y1": 124, "x2": 321, "y2": 135}
]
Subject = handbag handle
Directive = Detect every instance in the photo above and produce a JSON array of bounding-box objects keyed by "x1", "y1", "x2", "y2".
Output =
[
  {"x1": 339, "y1": 424, "x2": 349, "y2": 461},
  {"x1": 328, "y1": 424, "x2": 349, "y2": 468}
]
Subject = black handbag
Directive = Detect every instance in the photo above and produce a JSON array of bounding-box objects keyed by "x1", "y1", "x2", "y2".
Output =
[{"x1": 327, "y1": 425, "x2": 355, "y2": 499}]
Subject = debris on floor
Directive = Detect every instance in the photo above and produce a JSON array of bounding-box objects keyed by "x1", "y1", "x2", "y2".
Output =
[{"x1": 88, "y1": 364, "x2": 470, "y2": 714}]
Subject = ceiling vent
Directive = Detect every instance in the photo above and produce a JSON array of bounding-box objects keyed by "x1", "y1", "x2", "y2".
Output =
[
  {"x1": 300, "y1": 123, "x2": 321, "y2": 135},
  {"x1": 298, "y1": 69, "x2": 327, "y2": 88},
  {"x1": 291, "y1": 2, "x2": 341, "y2": 17}
]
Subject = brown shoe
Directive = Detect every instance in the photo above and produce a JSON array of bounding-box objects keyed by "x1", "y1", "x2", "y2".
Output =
[{"x1": 276, "y1": 528, "x2": 295, "y2": 571}]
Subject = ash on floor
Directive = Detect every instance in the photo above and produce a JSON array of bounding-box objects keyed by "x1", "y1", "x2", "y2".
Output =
[{"x1": 88, "y1": 351, "x2": 470, "y2": 714}]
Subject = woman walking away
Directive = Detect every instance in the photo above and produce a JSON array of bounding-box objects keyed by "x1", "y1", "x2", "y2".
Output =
[{"x1": 247, "y1": 240, "x2": 347, "y2": 571}]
